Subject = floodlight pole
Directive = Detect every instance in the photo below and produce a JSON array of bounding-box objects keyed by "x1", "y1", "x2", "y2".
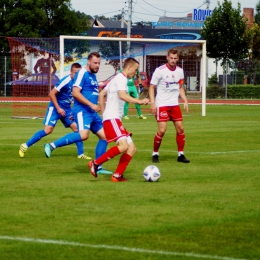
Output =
[
  {"x1": 119, "y1": 8, "x2": 124, "y2": 69},
  {"x1": 127, "y1": 0, "x2": 132, "y2": 56}
]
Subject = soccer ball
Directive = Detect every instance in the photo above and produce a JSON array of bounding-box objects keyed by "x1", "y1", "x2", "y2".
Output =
[{"x1": 143, "y1": 165, "x2": 161, "y2": 182}]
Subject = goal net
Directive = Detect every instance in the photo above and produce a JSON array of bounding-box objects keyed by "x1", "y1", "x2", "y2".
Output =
[{"x1": 7, "y1": 36, "x2": 206, "y2": 118}]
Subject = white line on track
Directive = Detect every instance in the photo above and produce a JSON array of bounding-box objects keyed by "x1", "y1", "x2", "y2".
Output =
[{"x1": 0, "y1": 235, "x2": 250, "y2": 260}]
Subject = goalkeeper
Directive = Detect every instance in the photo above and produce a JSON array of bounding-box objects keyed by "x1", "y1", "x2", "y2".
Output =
[{"x1": 121, "y1": 69, "x2": 147, "y2": 120}]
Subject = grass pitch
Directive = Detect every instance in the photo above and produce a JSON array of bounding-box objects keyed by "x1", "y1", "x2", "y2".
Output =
[{"x1": 0, "y1": 103, "x2": 259, "y2": 260}]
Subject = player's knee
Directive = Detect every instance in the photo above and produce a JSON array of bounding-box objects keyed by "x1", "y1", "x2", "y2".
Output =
[
  {"x1": 158, "y1": 130, "x2": 166, "y2": 136},
  {"x1": 177, "y1": 126, "x2": 184, "y2": 134},
  {"x1": 117, "y1": 142, "x2": 128, "y2": 153},
  {"x1": 128, "y1": 145, "x2": 136, "y2": 156},
  {"x1": 79, "y1": 132, "x2": 89, "y2": 141}
]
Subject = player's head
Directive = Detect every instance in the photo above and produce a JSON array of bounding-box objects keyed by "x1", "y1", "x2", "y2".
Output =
[
  {"x1": 122, "y1": 58, "x2": 139, "y2": 79},
  {"x1": 70, "y1": 63, "x2": 82, "y2": 79},
  {"x1": 87, "y1": 52, "x2": 101, "y2": 74},
  {"x1": 43, "y1": 52, "x2": 49, "y2": 59},
  {"x1": 166, "y1": 48, "x2": 179, "y2": 68}
]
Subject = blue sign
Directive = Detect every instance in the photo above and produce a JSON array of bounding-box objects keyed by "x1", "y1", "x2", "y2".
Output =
[
  {"x1": 152, "y1": 21, "x2": 204, "y2": 28},
  {"x1": 193, "y1": 9, "x2": 213, "y2": 21},
  {"x1": 155, "y1": 32, "x2": 201, "y2": 40}
]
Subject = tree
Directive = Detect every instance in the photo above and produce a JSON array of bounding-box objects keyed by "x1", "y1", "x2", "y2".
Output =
[
  {"x1": 0, "y1": 0, "x2": 91, "y2": 53},
  {"x1": 255, "y1": 1, "x2": 260, "y2": 25},
  {"x1": 94, "y1": 15, "x2": 109, "y2": 20},
  {"x1": 98, "y1": 30, "x2": 128, "y2": 73},
  {"x1": 201, "y1": 0, "x2": 250, "y2": 89},
  {"x1": 110, "y1": 14, "x2": 122, "y2": 21}
]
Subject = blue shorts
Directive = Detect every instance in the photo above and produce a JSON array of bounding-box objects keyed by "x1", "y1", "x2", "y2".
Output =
[
  {"x1": 43, "y1": 106, "x2": 74, "y2": 128},
  {"x1": 74, "y1": 111, "x2": 103, "y2": 134}
]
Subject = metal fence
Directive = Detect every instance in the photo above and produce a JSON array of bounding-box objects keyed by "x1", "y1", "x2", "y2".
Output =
[{"x1": 0, "y1": 55, "x2": 12, "y2": 96}]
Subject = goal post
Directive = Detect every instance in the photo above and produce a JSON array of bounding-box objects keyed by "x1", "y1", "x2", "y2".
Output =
[
  {"x1": 7, "y1": 36, "x2": 206, "y2": 118},
  {"x1": 60, "y1": 35, "x2": 207, "y2": 116}
]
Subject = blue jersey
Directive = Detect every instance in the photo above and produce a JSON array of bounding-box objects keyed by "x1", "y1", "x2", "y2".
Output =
[
  {"x1": 72, "y1": 67, "x2": 99, "y2": 113},
  {"x1": 48, "y1": 75, "x2": 73, "y2": 110}
]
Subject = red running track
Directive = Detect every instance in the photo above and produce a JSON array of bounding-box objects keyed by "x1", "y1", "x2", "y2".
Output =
[{"x1": 1, "y1": 97, "x2": 260, "y2": 105}]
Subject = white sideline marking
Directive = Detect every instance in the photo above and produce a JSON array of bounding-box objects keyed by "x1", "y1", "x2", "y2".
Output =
[{"x1": 0, "y1": 235, "x2": 249, "y2": 260}]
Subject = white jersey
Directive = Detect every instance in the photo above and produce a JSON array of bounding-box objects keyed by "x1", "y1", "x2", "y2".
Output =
[
  {"x1": 150, "y1": 64, "x2": 184, "y2": 107},
  {"x1": 102, "y1": 73, "x2": 128, "y2": 121}
]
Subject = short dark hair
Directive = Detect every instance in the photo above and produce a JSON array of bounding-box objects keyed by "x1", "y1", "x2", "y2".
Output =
[
  {"x1": 88, "y1": 52, "x2": 101, "y2": 60},
  {"x1": 71, "y1": 63, "x2": 82, "y2": 70},
  {"x1": 167, "y1": 48, "x2": 178, "y2": 56},
  {"x1": 123, "y1": 57, "x2": 139, "y2": 69}
]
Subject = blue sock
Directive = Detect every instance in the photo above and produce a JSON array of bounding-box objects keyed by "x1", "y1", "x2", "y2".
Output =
[
  {"x1": 74, "y1": 131, "x2": 84, "y2": 156},
  {"x1": 95, "y1": 139, "x2": 108, "y2": 159},
  {"x1": 53, "y1": 132, "x2": 82, "y2": 148},
  {"x1": 75, "y1": 141, "x2": 84, "y2": 156},
  {"x1": 26, "y1": 129, "x2": 47, "y2": 147}
]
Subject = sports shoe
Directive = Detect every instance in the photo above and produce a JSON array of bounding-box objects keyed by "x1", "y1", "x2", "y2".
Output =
[
  {"x1": 78, "y1": 154, "x2": 92, "y2": 160},
  {"x1": 123, "y1": 116, "x2": 129, "y2": 120},
  {"x1": 138, "y1": 115, "x2": 147, "y2": 119},
  {"x1": 97, "y1": 168, "x2": 113, "y2": 174},
  {"x1": 44, "y1": 143, "x2": 54, "y2": 158},
  {"x1": 152, "y1": 154, "x2": 159, "y2": 163},
  {"x1": 19, "y1": 143, "x2": 27, "y2": 158},
  {"x1": 111, "y1": 174, "x2": 128, "y2": 182},
  {"x1": 177, "y1": 154, "x2": 190, "y2": 163},
  {"x1": 88, "y1": 160, "x2": 98, "y2": 178}
]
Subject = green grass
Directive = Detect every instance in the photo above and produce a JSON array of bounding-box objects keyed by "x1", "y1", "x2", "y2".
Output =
[{"x1": 0, "y1": 103, "x2": 260, "y2": 260}]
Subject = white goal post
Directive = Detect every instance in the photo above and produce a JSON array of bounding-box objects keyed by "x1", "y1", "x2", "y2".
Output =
[{"x1": 59, "y1": 35, "x2": 207, "y2": 116}]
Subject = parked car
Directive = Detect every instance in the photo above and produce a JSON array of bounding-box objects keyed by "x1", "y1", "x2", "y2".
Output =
[
  {"x1": 134, "y1": 72, "x2": 150, "y2": 87},
  {"x1": 98, "y1": 72, "x2": 150, "y2": 90},
  {"x1": 6, "y1": 73, "x2": 60, "y2": 97}
]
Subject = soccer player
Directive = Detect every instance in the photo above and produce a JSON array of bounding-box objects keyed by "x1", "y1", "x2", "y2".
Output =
[
  {"x1": 121, "y1": 68, "x2": 147, "y2": 120},
  {"x1": 19, "y1": 63, "x2": 91, "y2": 160},
  {"x1": 88, "y1": 58, "x2": 149, "y2": 182},
  {"x1": 149, "y1": 48, "x2": 190, "y2": 163},
  {"x1": 44, "y1": 52, "x2": 111, "y2": 174}
]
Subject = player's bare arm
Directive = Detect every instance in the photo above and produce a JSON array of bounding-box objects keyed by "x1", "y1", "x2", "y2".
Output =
[
  {"x1": 179, "y1": 86, "x2": 189, "y2": 113},
  {"x1": 49, "y1": 88, "x2": 66, "y2": 116},
  {"x1": 149, "y1": 84, "x2": 157, "y2": 115},
  {"x1": 73, "y1": 86, "x2": 100, "y2": 112},
  {"x1": 118, "y1": 90, "x2": 149, "y2": 105},
  {"x1": 98, "y1": 88, "x2": 107, "y2": 115}
]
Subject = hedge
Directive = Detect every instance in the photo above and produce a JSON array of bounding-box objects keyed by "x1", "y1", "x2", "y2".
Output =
[{"x1": 207, "y1": 85, "x2": 260, "y2": 99}]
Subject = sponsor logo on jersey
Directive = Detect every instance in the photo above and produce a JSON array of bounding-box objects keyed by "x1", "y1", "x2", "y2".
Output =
[{"x1": 165, "y1": 81, "x2": 179, "y2": 88}]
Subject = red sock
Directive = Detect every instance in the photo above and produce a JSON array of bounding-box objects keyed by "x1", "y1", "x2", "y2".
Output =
[
  {"x1": 95, "y1": 146, "x2": 120, "y2": 165},
  {"x1": 176, "y1": 133, "x2": 185, "y2": 152},
  {"x1": 153, "y1": 132, "x2": 162, "y2": 152},
  {"x1": 114, "y1": 153, "x2": 132, "y2": 176}
]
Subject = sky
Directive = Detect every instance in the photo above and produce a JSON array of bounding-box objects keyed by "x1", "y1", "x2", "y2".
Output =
[{"x1": 70, "y1": 0, "x2": 258, "y2": 23}]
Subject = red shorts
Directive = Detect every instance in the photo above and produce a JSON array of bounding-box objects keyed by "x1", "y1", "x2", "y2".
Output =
[
  {"x1": 103, "y1": 118, "x2": 131, "y2": 143},
  {"x1": 156, "y1": 105, "x2": 183, "y2": 122}
]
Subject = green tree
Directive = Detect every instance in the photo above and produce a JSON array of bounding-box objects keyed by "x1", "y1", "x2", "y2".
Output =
[
  {"x1": 98, "y1": 30, "x2": 128, "y2": 73},
  {"x1": 201, "y1": 0, "x2": 250, "y2": 89},
  {"x1": 255, "y1": 1, "x2": 260, "y2": 25},
  {"x1": 0, "y1": 0, "x2": 91, "y2": 53}
]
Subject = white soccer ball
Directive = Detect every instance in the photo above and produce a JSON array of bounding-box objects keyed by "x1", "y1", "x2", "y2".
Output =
[{"x1": 143, "y1": 165, "x2": 161, "y2": 182}]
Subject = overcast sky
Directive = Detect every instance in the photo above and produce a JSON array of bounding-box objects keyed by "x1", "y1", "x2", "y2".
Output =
[{"x1": 70, "y1": 0, "x2": 257, "y2": 23}]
